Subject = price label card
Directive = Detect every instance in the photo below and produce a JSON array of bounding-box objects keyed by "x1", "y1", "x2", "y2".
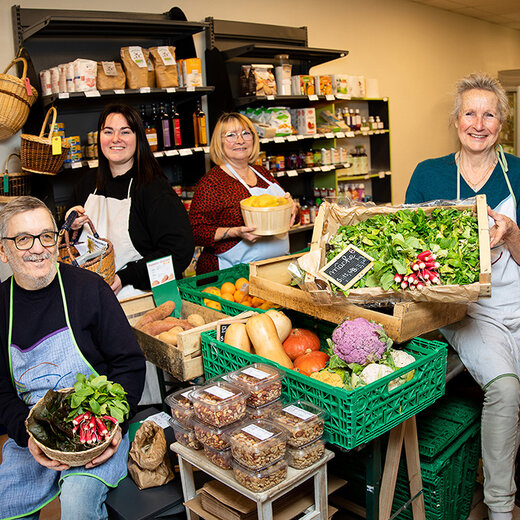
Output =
[
  {"x1": 58, "y1": 92, "x2": 70, "y2": 99},
  {"x1": 304, "y1": 168, "x2": 313, "y2": 172},
  {"x1": 139, "y1": 87, "x2": 151, "y2": 93},
  {"x1": 379, "y1": 171, "x2": 385, "y2": 178},
  {"x1": 368, "y1": 131, "x2": 374, "y2": 135},
  {"x1": 71, "y1": 161, "x2": 83, "y2": 169},
  {"x1": 51, "y1": 136, "x2": 62, "y2": 155},
  {"x1": 308, "y1": 94, "x2": 319, "y2": 101},
  {"x1": 114, "y1": 89, "x2": 126, "y2": 95},
  {"x1": 146, "y1": 412, "x2": 171, "y2": 429},
  {"x1": 336, "y1": 93, "x2": 350, "y2": 100},
  {"x1": 364, "y1": 174, "x2": 371, "y2": 180},
  {"x1": 206, "y1": 386, "x2": 235, "y2": 400},
  {"x1": 153, "y1": 151, "x2": 164, "y2": 158},
  {"x1": 274, "y1": 137, "x2": 285, "y2": 143},
  {"x1": 347, "y1": 132, "x2": 356, "y2": 138},
  {"x1": 146, "y1": 255, "x2": 182, "y2": 316},
  {"x1": 84, "y1": 90, "x2": 101, "y2": 97},
  {"x1": 336, "y1": 132, "x2": 345, "y2": 138},
  {"x1": 343, "y1": 163, "x2": 350, "y2": 169},
  {"x1": 187, "y1": 86, "x2": 195, "y2": 92},
  {"x1": 313, "y1": 167, "x2": 321, "y2": 172},
  {"x1": 166, "y1": 87, "x2": 176, "y2": 93},
  {"x1": 319, "y1": 244, "x2": 374, "y2": 291},
  {"x1": 87, "y1": 160, "x2": 98, "y2": 169},
  {"x1": 179, "y1": 148, "x2": 193, "y2": 156},
  {"x1": 193, "y1": 147, "x2": 204, "y2": 152},
  {"x1": 325, "y1": 133, "x2": 335, "y2": 139},
  {"x1": 203, "y1": 146, "x2": 210, "y2": 154},
  {"x1": 296, "y1": 135, "x2": 305, "y2": 140},
  {"x1": 286, "y1": 170, "x2": 298, "y2": 177},
  {"x1": 286, "y1": 135, "x2": 298, "y2": 142},
  {"x1": 313, "y1": 134, "x2": 321, "y2": 139},
  {"x1": 325, "y1": 94, "x2": 335, "y2": 101},
  {"x1": 266, "y1": 95, "x2": 275, "y2": 100},
  {"x1": 275, "y1": 171, "x2": 285, "y2": 177},
  {"x1": 164, "y1": 149, "x2": 178, "y2": 156},
  {"x1": 362, "y1": 131, "x2": 368, "y2": 136}
]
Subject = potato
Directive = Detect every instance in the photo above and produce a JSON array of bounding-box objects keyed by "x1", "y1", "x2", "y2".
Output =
[
  {"x1": 187, "y1": 313, "x2": 205, "y2": 327},
  {"x1": 157, "y1": 326, "x2": 184, "y2": 345}
]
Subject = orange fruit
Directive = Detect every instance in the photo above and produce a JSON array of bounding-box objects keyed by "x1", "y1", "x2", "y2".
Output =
[
  {"x1": 251, "y1": 296, "x2": 265, "y2": 308},
  {"x1": 220, "y1": 293, "x2": 234, "y2": 302},
  {"x1": 233, "y1": 290, "x2": 246, "y2": 304},
  {"x1": 235, "y1": 277, "x2": 249, "y2": 291},
  {"x1": 202, "y1": 286, "x2": 221, "y2": 297},
  {"x1": 204, "y1": 299, "x2": 221, "y2": 310},
  {"x1": 220, "y1": 282, "x2": 235, "y2": 294},
  {"x1": 241, "y1": 299, "x2": 252, "y2": 307},
  {"x1": 259, "y1": 301, "x2": 276, "y2": 310}
]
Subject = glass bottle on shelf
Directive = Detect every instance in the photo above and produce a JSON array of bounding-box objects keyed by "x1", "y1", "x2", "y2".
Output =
[
  {"x1": 359, "y1": 146, "x2": 369, "y2": 174},
  {"x1": 354, "y1": 109, "x2": 362, "y2": 131},
  {"x1": 170, "y1": 102, "x2": 182, "y2": 148},
  {"x1": 376, "y1": 115, "x2": 384, "y2": 130},
  {"x1": 193, "y1": 100, "x2": 207, "y2": 147},
  {"x1": 141, "y1": 104, "x2": 158, "y2": 152},
  {"x1": 151, "y1": 104, "x2": 161, "y2": 150},
  {"x1": 159, "y1": 102, "x2": 172, "y2": 150},
  {"x1": 342, "y1": 107, "x2": 351, "y2": 128}
]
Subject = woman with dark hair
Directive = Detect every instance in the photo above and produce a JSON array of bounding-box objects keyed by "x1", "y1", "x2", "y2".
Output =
[{"x1": 67, "y1": 104, "x2": 194, "y2": 299}]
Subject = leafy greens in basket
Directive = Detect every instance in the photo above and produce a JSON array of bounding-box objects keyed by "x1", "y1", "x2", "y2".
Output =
[{"x1": 326, "y1": 207, "x2": 480, "y2": 295}]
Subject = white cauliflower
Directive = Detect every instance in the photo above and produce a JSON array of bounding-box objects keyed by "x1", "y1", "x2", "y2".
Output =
[
  {"x1": 359, "y1": 363, "x2": 393, "y2": 385},
  {"x1": 390, "y1": 350, "x2": 416, "y2": 385}
]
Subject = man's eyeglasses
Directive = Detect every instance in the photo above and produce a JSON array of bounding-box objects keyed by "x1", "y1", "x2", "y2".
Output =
[
  {"x1": 223, "y1": 130, "x2": 254, "y2": 143},
  {"x1": 2, "y1": 232, "x2": 59, "y2": 251}
]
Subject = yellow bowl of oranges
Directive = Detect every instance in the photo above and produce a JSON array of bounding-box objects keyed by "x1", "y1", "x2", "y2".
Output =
[{"x1": 240, "y1": 194, "x2": 292, "y2": 236}]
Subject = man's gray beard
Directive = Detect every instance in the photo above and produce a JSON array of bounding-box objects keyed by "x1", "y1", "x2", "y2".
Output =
[{"x1": 5, "y1": 247, "x2": 58, "y2": 290}]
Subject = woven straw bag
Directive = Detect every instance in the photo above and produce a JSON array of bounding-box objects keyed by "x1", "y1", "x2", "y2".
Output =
[
  {"x1": 20, "y1": 106, "x2": 71, "y2": 175},
  {"x1": 58, "y1": 211, "x2": 116, "y2": 286},
  {"x1": 0, "y1": 153, "x2": 31, "y2": 203},
  {"x1": 0, "y1": 57, "x2": 38, "y2": 141},
  {"x1": 25, "y1": 388, "x2": 119, "y2": 467}
]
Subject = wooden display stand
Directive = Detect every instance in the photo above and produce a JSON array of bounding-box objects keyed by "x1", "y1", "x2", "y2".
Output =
[{"x1": 171, "y1": 442, "x2": 334, "y2": 520}]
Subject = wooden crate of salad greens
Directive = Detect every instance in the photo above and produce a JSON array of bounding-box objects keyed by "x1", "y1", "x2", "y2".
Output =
[
  {"x1": 303, "y1": 193, "x2": 491, "y2": 304},
  {"x1": 121, "y1": 294, "x2": 235, "y2": 381}
]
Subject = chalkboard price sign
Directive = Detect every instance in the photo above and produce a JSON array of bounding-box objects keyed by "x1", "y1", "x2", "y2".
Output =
[{"x1": 319, "y1": 244, "x2": 374, "y2": 291}]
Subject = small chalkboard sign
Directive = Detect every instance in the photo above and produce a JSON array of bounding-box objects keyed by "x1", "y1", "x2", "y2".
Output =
[
  {"x1": 319, "y1": 244, "x2": 374, "y2": 291},
  {"x1": 216, "y1": 318, "x2": 249, "y2": 342}
]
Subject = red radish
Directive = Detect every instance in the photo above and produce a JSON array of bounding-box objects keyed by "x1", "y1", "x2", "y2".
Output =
[
  {"x1": 417, "y1": 250, "x2": 432, "y2": 261},
  {"x1": 401, "y1": 281, "x2": 408, "y2": 289},
  {"x1": 394, "y1": 273, "x2": 402, "y2": 283}
]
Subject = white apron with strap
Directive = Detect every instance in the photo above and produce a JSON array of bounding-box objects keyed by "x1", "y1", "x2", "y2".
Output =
[
  {"x1": 217, "y1": 164, "x2": 290, "y2": 270},
  {"x1": 0, "y1": 266, "x2": 129, "y2": 520},
  {"x1": 83, "y1": 178, "x2": 146, "y2": 301},
  {"x1": 443, "y1": 147, "x2": 520, "y2": 386}
]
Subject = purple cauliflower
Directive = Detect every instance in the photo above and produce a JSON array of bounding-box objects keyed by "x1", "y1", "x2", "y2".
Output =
[{"x1": 331, "y1": 318, "x2": 393, "y2": 366}]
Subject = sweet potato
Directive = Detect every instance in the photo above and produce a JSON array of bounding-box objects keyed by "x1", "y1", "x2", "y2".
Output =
[
  {"x1": 135, "y1": 301, "x2": 175, "y2": 330},
  {"x1": 141, "y1": 319, "x2": 177, "y2": 336},
  {"x1": 157, "y1": 326, "x2": 184, "y2": 345}
]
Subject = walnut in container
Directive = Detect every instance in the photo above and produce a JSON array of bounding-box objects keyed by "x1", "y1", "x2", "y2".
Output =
[
  {"x1": 228, "y1": 363, "x2": 284, "y2": 408},
  {"x1": 203, "y1": 444, "x2": 232, "y2": 470},
  {"x1": 286, "y1": 439, "x2": 325, "y2": 469},
  {"x1": 227, "y1": 419, "x2": 287, "y2": 470},
  {"x1": 246, "y1": 399, "x2": 284, "y2": 421},
  {"x1": 192, "y1": 416, "x2": 242, "y2": 450},
  {"x1": 169, "y1": 418, "x2": 202, "y2": 450},
  {"x1": 271, "y1": 400, "x2": 327, "y2": 448},
  {"x1": 190, "y1": 381, "x2": 249, "y2": 427},
  {"x1": 164, "y1": 386, "x2": 199, "y2": 429},
  {"x1": 232, "y1": 458, "x2": 287, "y2": 492}
]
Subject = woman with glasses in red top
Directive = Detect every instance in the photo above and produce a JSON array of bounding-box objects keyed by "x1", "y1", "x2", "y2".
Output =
[{"x1": 189, "y1": 113, "x2": 299, "y2": 275}]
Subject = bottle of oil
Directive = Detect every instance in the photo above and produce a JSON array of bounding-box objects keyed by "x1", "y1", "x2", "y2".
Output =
[
  {"x1": 193, "y1": 100, "x2": 207, "y2": 147},
  {"x1": 141, "y1": 104, "x2": 158, "y2": 152},
  {"x1": 170, "y1": 102, "x2": 182, "y2": 148}
]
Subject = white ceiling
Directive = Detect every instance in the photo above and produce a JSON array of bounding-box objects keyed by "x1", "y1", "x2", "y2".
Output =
[{"x1": 410, "y1": 0, "x2": 520, "y2": 30}]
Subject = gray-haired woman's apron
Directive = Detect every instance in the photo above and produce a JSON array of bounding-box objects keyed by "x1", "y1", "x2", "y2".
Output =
[{"x1": 0, "y1": 265, "x2": 129, "y2": 520}]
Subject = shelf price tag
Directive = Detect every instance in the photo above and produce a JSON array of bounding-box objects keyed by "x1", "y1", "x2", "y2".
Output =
[
  {"x1": 274, "y1": 171, "x2": 285, "y2": 177},
  {"x1": 304, "y1": 168, "x2": 312, "y2": 172},
  {"x1": 153, "y1": 151, "x2": 164, "y2": 158},
  {"x1": 179, "y1": 149, "x2": 193, "y2": 156},
  {"x1": 274, "y1": 137, "x2": 285, "y2": 143},
  {"x1": 71, "y1": 161, "x2": 83, "y2": 169},
  {"x1": 308, "y1": 94, "x2": 319, "y2": 101},
  {"x1": 378, "y1": 171, "x2": 385, "y2": 178},
  {"x1": 347, "y1": 132, "x2": 356, "y2": 138},
  {"x1": 87, "y1": 160, "x2": 98, "y2": 169},
  {"x1": 325, "y1": 133, "x2": 335, "y2": 139},
  {"x1": 325, "y1": 94, "x2": 335, "y2": 101},
  {"x1": 319, "y1": 244, "x2": 374, "y2": 291},
  {"x1": 164, "y1": 150, "x2": 178, "y2": 156},
  {"x1": 114, "y1": 89, "x2": 125, "y2": 95},
  {"x1": 286, "y1": 135, "x2": 297, "y2": 142},
  {"x1": 203, "y1": 146, "x2": 210, "y2": 154},
  {"x1": 193, "y1": 147, "x2": 204, "y2": 152},
  {"x1": 266, "y1": 95, "x2": 275, "y2": 100},
  {"x1": 361, "y1": 131, "x2": 368, "y2": 136},
  {"x1": 335, "y1": 132, "x2": 345, "y2": 138},
  {"x1": 58, "y1": 92, "x2": 70, "y2": 99},
  {"x1": 313, "y1": 167, "x2": 321, "y2": 172},
  {"x1": 51, "y1": 136, "x2": 62, "y2": 155},
  {"x1": 296, "y1": 135, "x2": 305, "y2": 140},
  {"x1": 336, "y1": 93, "x2": 351, "y2": 100},
  {"x1": 139, "y1": 87, "x2": 151, "y2": 93},
  {"x1": 186, "y1": 86, "x2": 195, "y2": 92},
  {"x1": 286, "y1": 170, "x2": 298, "y2": 177},
  {"x1": 84, "y1": 90, "x2": 101, "y2": 97},
  {"x1": 313, "y1": 134, "x2": 321, "y2": 139},
  {"x1": 166, "y1": 87, "x2": 176, "y2": 93},
  {"x1": 343, "y1": 163, "x2": 350, "y2": 169}
]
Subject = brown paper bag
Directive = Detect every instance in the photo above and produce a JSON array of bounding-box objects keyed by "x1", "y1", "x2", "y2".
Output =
[
  {"x1": 149, "y1": 46, "x2": 178, "y2": 88},
  {"x1": 127, "y1": 421, "x2": 174, "y2": 490},
  {"x1": 96, "y1": 61, "x2": 126, "y2": 90},
  {"x1": 120, "y1": 46, "x2": 150, "y2": 89}
]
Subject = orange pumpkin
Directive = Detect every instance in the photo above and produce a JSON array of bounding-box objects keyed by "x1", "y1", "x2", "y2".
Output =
[
  {"x1": 293, "y1": 351, "x2": 329, "y2": 377},
  {"x1": 282, "y1": 328, "x2": 321, "y2": 361}
]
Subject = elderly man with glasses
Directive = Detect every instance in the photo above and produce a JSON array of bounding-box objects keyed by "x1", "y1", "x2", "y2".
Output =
[{"x1": 0, "y1": 196, "x2": 145, "y2": 520}]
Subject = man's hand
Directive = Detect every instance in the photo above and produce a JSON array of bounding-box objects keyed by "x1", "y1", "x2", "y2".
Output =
[
  {"x1": 28, "y1": 437, "x2": 70, "y2": 471},
  {"x1": 85, "y1": 428, "x2": 122, "y2": 469}
]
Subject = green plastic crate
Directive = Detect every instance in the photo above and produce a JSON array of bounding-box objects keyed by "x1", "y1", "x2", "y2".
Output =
[
  {"x1": 177, "y1": 263, "x2": 264, "y2": 316},
  {"x1": 200, "y1": 329, "x2": 447, "y2": 451}
]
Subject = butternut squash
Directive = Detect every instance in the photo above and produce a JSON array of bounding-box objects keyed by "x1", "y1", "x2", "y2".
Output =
[
  {"x1": 265, "y1": 309, "x2": 292, "y2": 342},
  {"x1": 245, "y1": 314, "x2": 293, "y2": 369},
  {"x1": 224, "y1": 322, "x2": 251, "y2": 353}
]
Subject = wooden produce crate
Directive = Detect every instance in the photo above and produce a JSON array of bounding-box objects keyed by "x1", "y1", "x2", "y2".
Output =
[
  {"x1": 307, "y1": 194, "x2": 491, "y2": 304},
  {"x1": 121, "y1": 293, "x2": 229, "y2": 381},
  {"x1": 249, "y1": 254, "x2": 468, "y2": 343}
]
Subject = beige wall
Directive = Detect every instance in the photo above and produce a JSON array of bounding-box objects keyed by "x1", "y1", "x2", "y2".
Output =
[{"x1": 1, "y1": 0, "x2": 520, "y2": 203}]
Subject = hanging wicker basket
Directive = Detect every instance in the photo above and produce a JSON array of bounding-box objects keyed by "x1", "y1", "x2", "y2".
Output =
[
  {"x1": 0, "y1": 153, "x2": 31, "y2": 203},
  {"x1": 57, "y1": 213, "x2": 116, "y2": 286},
  {"x1": 20, "y1": 106, "x2": 71, "y2": 175},
  {"x1": 0, "y1": 57, "x2": 38, "y2": 141}
]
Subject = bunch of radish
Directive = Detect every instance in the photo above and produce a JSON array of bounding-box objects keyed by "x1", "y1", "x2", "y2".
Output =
[
  {"x1": 394, "y1": 250, "x2": 441, "y2": 290},
  {"x1": 72, "y1": 411, "x2": 117, "y2": 446}
]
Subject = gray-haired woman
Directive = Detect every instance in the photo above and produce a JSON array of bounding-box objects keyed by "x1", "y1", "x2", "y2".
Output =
[{"x1": 406, "y1": 73, "x2": 520, "y2": 520}]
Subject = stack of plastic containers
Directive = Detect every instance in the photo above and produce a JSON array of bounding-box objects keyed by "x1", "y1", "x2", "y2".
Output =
[{"x1": 165, "y1": 387, "x2": 202, "y2": 450}]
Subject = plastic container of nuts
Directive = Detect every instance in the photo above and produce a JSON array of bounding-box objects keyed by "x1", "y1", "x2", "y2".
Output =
[
  {"x1": 271, "y1": 400, "x2": 327, "y2": 448},
  {"x1": 228, "y1": 363, "x2": 284, "y2": 408},
  {"x1": 203, "y1": 444, "x2": 233, "y2": 470},
  {"x1": 164, "y1": 386, "x2": 199, "y2": 429},
  {"x1": 169, "y1": 418, "x2": 202, "y2": 450},
  {"x1": 192, "y1": 416, "x2": 241, "y2": 450},
  {"x1": 246, "y1": 399, "x2": 284, "y2": 421},
  {"x1": 232, "y1": 458, "x2": 288, "y2": 492},
  {"x1": 191, "y1": 381, "x2": 249, "y2": 427},
  {"x1": 227, "y1": 419, "x2": 287, "y2": 470},
  {"x1": 286, "y1": 438, "x2": 325, "y2": 469}
]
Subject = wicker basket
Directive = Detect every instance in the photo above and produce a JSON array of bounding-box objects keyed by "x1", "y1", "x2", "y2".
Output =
[
  {"x1": 26, "y1": 388, "x2": 119, "y2": 467},
  {"x1": 240, "y1": 198, "x2": 292, "y2": 236},
  {"x1": 0, "y1": 153, "x2": 31, "y2": 203},
  {"x1": 58, "y1": 215, "x2": 116, "y2": 285},
  {"x1": 0, "y1": 57, "x2": 38, "y2": 141},
  {"x1": 20, "y1": 106, "x2": 71, "y2": 175}
]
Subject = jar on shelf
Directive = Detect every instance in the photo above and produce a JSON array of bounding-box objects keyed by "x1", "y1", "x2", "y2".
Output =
[{"x1": 274, "y1": 54, "x2": 292, "y2": 96}]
